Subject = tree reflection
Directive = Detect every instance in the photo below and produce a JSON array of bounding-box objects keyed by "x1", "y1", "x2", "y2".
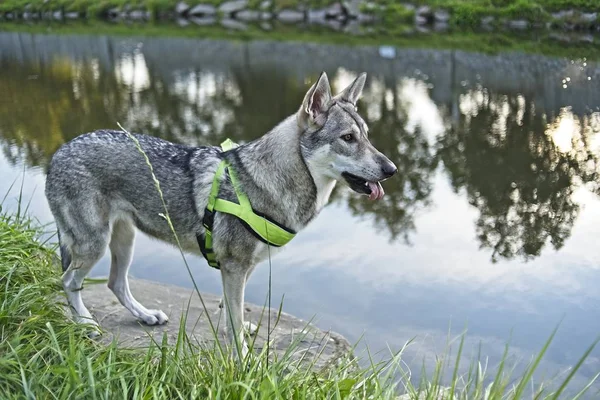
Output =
[{"x1": 439, "y1": 89, "x2": 600, "y2": 262}]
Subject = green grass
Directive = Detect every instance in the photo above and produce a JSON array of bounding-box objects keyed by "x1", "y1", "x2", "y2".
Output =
[{"x1": 1, "y1": 140, "x2": 599, "y2": 398}]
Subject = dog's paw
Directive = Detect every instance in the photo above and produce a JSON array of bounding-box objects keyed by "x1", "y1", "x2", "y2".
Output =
[
  {"x1": 244, "y1": 321, "x2": 258, "y2": 336},
  {"x1": 86, "y1": 328, "x2": 102, "y2": 339},
  {"x1": 140, "y1": 309, "x2": 169, "y2": 326}
]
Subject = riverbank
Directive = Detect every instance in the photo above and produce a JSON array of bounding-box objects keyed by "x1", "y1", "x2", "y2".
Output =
[{"x1": 0, "y1": 0, "x2": 598, "y2": 37}]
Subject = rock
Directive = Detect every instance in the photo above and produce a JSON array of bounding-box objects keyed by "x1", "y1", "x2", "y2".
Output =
[
  {"x1": 52, "y1": 10, "x2": 63, "y2": 20},
  {"x1": 5, "y1": 12, "x2": 14, "y2": 20},
  {"x1": 416, "y1": 5, "x2": 432, "y2": 17},
  {"x1": 357, "y1": 12, "x2": 376, "y2": 23},
  {"x1": 343, "y1": 19, "x2": 361, "y2": 34},
  {"x1": 83, "y1": 278, "x2": 352, "y2": 370},
  {"x1": 507, "y1": 19, "x2": 529, "y2": 30},
  {"x1": 65, "y1": 11, "x2": 79, "y2": 19},
  {"x1": 189, "y1": 4, "x2": 216, "y2": 16},
  {"x1": 175, "y1": 1, "x2": 190, "y2": 15},
  {"x1": 551, "y1": 10, "x2": 574, "y2": 20},
  {"x1": 308, "y1": 9, "x2": 327, "y2": 23},
  {"x1": 129, "y1": 10, "x2": 146, "y2": 20},
  {"x1": 325, "y1": 2, "x2": 345, "y2": 19},
  {"x1": 277, "y1": 9, "x2": 304, "y2": 23},
  {"x1": 342, "y1": 0, "x2": 361, "y2": 17},
  {"x1": 190, "y1": 16, "x2": 216, "y2": 25},
  {"x1": 260, "y1": 21, "x2": 272, "y2": 30},
  {"x1": 434, "y1": 21, "x2": 449, "y2": 32},
  {"x1": 434, "y1": 9, "x2": 450, "y2": 23},
  {"x1": 259, "y1": 0, "x2": 272, "y2": 10},
  {"x1": 219, "y1": 0, "x2": 248, "y2": 15},
  {"x1": 260, "y1": 11, "x2": 272, "y2": 20},
  {"x1": 221, "y1": 18, "x2": 248, "y2": 30},
  {"x1": 579, "y1": 12, "x2": 597, "y2": 24},
  {"x1": 480, "y1": 16, "x2": 495, "y2": 26},
  {"x1": 415, "y1": 15, "x2": 428, "y2": 25},
  {"x1": 235, "y1": 10, "x2": 260, "y2": 21},
  {"x1": 176, "y1": 17, "x2": 190, "y2": 26},
  {"x1": 107, "y1": 7, "x2": 119, "y2": 18}
]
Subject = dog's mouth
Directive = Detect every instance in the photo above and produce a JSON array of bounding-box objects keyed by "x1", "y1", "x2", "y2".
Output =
[{"x1": 341, "y1": 172, "x2": 385, "y2": 201}]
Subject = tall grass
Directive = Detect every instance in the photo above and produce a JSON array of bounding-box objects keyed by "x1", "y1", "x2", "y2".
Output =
[{"x1": 0, "y1": 132, "x2": 599, "y2": 398}]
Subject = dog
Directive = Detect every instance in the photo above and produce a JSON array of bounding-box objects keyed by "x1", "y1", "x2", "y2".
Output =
[{"x1": 44, "y1": 71, "x2": 397, "y2": 359}]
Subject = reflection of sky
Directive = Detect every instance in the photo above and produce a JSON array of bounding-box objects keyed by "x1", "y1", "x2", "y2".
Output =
[{"x1": 2, "y1": 45, "x2": 600, "y2": 396}]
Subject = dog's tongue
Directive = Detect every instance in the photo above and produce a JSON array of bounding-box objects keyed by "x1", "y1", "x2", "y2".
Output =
[{"x1": 368, "y1": 182, "x2": 384, "y2": 200}]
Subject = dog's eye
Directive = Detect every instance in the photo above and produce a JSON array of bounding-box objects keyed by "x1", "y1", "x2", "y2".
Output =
[{"x1": 341, "y1": 134, "x2": 354, "y2": 142}]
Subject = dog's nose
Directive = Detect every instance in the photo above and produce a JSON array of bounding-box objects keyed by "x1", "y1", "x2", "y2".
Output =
[{"x1": 381, "y1": 160, "x2": 398, "y2": 178}]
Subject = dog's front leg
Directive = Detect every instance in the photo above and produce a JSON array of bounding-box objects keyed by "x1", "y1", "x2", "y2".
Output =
[{"x1": 220, "y1": 266, "x2": 249, "y2": 361}]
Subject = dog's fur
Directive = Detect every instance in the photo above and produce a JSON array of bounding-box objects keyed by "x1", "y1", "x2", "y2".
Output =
[{"x1": 45, "y1": 72, "x2": 397, "y2": 359}]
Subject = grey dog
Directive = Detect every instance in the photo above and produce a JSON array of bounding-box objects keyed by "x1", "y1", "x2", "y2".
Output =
[{"x1": 45, "y1": 71, "x2": 397, "y2": 359}]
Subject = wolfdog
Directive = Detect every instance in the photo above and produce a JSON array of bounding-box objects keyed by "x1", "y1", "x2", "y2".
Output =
[{"x1": 45, "y1": 72, "x2": 397, "y2": 359}]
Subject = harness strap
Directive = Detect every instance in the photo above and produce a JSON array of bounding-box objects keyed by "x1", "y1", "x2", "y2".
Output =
[{"x1": 199, "y1": 139, "x2": 296, "y2": 269}]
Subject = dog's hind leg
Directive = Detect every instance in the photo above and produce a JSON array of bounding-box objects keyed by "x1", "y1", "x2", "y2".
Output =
[
  {"x1": 220, "y1": 266, "x2": 249, "y2": 361},
  {"x1": 60, "y1": 225, "x2": 108, "y2": 336},
  {"x1": 107, "y1": 219, "x2": 168, "y2": 326}
]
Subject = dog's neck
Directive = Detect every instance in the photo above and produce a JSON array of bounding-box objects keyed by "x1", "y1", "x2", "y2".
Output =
[{"x1": 228, "y1": 115, "x2": 335, "y2": 231}]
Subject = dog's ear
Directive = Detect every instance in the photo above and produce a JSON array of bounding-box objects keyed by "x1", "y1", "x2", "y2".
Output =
[
  {"x1": 335, "y1": 72, "x2": 367, "y2": 106},
  {"x1": 298, "y1": 72, "x2": 332, "y2": 129}
]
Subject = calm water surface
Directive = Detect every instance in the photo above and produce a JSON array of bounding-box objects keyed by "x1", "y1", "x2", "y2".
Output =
[{"x1": 1, "y1": 32, "x2": 600, "y2": 395}]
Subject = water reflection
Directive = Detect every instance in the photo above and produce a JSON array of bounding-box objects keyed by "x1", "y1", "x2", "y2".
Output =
[
  {"x1": 0, "y1": 33, "x2": 599, "y2": 265},
  {"x1": 439, "y1": 88, "x2": 600, "y2": 261}
]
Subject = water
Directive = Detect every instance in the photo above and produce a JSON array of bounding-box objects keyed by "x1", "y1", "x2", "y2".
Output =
[{"x1": 1, "y1": 31, "x2": 599, "y2": 395}]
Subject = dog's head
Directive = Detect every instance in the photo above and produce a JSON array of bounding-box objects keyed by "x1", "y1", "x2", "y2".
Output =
[{"x1": 297, "y1": 72, "x2": 397, "y2": 200}]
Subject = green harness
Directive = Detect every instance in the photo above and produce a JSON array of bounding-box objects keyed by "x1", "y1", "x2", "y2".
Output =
[{"x1": 198, "y1": 139, "x2": 297, "y2": 269}]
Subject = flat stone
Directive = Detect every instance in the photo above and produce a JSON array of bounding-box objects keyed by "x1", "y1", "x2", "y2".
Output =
[
  {"x1": 83, "y1": 278, "x2": 351, "y2": 370},
  {"x1": 277, "y1": 9, "x2": 304, "y2": 23},
  {"x1": 480, "y1": 16, "x2": 495, "y2": 25},
  {"x1": 507, "y1": 19, "x2": 529, "y2": 30},
  {"x1": 220, "y1": 18, "x2": 248, "y2": 30},
  {"x1": 190, "y1": 16, "x2": 216, "y2": 25},
  {"x1": 325, "y1": 2, "x2": 345, "y2": 18},
  {"x1": 260, "y1": 21, "x2": 272, "y2": 30},
  {"x1": 308, "y1": 9, "x2": 327, "y2": 23},
  {"x1": 189, "y1": 4, "x2": 216, "y2": 16},
  {"x1": 235, "y1": 9, "x2": 261, "y2": 21},
  {"x1": 52, "y1": 10, "x2": 63, "y2": 20},
  {"x1": 129, "y1": 10, "x2": 146, "y2": 20},
  {"x1": 175, "y1": 1, "x2": 190, "y2": 15},
  {"x1": 259, "y1": 0, "x2": 272, "y2": 10},
  {"x1": 552, "y1": 10, "x2": 574, "y2": 20},
  {"x1": 434, "y1": 9, "x2": 450, "y2": 23},
  {"x1": 416, "y1": 5, "x2": 432, "y2": 17},
  {"x1": 65, "y1": 11, "x2": 80, "y2": 19},
  {"x1": 343, "y1": 0, "x2": 361, "y2": 17},
  {"x1": 176, "y1": 17, "x2": 190, "y2": 26},
  {"x1": 415, "y1": 15, "x2": 428, "y2": 25},
  {"x1": 434, "y1": 21, "x2": 449, "y2": 31},
  {"x1": 579, "y1": 12, "x2": 597, "y2": 24},
  {"x1": 219, "y1": 0, "x2": 248, "y2": 15}
]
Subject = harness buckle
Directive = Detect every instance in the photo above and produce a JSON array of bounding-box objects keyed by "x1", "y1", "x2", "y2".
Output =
[{"x1": 203, "y1": 208, "x2": 215, "y2": 231}]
